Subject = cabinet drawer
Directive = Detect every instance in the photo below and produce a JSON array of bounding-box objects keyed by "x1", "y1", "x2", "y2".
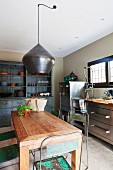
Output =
[
  {"x1": 0, "y1": 108, "x2": 12, "y2": 116},
  {"x1": 87, "y1": 105, "x2": 113, "y2": 125},
  {"x1": 13, "y1": 100, "x2": 25, "y2": 107},
  {"x1": 0, "y1": 109, "x2": 12, "y2": 127},
  {"x1": 0, "y1": 101, "x2": 12, "y2": 108},
  {"x1": 61, "y1": 105, "x2": 70, "y2": 112},
  {"x1": 46, "y1": 97, "x2": 53, "y2": 106},
  {"x1": 89, "y1": 119, "x2": 113, "y2": 141},
  {"x1": 45, "y1": 105, "x2": 52, "y2": 112},
  {"x1": 0, "y1": 117, "x2": 11, "y2": 127}
]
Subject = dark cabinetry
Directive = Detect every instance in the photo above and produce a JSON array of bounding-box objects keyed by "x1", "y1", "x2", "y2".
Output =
[
  {"x1": 59, "y1": 82, "x2": 70, "y2": 112},
  {"x1": 87, "y1": 102, "x2": 113, "y2": 145}
]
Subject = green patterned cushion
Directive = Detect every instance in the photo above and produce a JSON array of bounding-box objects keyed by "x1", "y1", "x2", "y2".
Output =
[{"x1": 34, "y1": 156, "x2": 71, "y2": 170}]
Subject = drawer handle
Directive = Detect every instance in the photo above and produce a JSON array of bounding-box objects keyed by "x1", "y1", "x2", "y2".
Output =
[
  {"x1": 1, "y1": 102, "x2": 8, "y2": 105},
  {"x1": 105, "y1": 116, "x2": 110, "y2": 119},
  {"x1": 91, "y1": 112, "x2": 95, "y2": 114},
  {"x1": 91, "y1": 124, "x2": 110, "y2": 134},
  {"x1": 90, "y1": 112, "x2": 110, "y2": 119},
  {"x1": 17, "y1": 101, "x2": 22, "y2": 104}
]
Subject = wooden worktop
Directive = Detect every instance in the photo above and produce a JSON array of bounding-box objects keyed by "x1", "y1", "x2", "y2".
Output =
[
  {"x1": 11, "y1": 111, "x2": 81, "y2": 142},
  {"x1": 86, "y1": 98, "x2": 113, "y2": 106}
]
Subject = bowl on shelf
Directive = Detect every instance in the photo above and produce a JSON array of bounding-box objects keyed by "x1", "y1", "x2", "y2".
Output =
[
  {"x1": 0, "y1": 72, "x2": 9, "y2": 75},
  {"x1": 0, "y1": 81, "x2": 7, "y2": 86},
  {"x1": 10, "y1": 83, "x2": 16, "y2": 86},
  {"x1": 19, "y1": 72, "x2": 24, "y2": 76},
  {"x1": 15, "y1": 90, "x2": 24, "y2": 97}
]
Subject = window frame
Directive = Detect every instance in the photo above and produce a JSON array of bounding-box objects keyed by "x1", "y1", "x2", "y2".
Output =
[{"x1": 88, "y1": 55, "x2": 113, "y2": 88}]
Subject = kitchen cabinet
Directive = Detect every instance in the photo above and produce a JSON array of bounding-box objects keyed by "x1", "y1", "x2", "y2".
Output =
[
  {"x1": 0, "y1": 60, "x2": 26, "y2": 97},
  {"x1": 45, "y1": 97, "x2": 53, "y2": 112},
  {"x1": 86, "y1": 101, "x2": 113, "y2": 145},
  {"x1": 0, "y1": 60, "x2": 52, "y2": 98},
  {"x1": 0, "y1": 60, "x2": 53, "y2": 127},
  {"x1": 0, "y1": 96, "x2": 53, "y2": 127},
  {"x1": 59, "y1": 82, "x2": 70, "y2": 112},
  {"x1": 26, "y1": 73, "x2": 52, "y2": 97},
  {"x1": 0, "y1": 98, "x2": 25, "y2": 127}
]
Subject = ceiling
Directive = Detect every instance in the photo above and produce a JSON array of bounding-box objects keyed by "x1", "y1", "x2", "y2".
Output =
[{"x1": 0, "y1": 0, "x2": 113, "y2": 58}]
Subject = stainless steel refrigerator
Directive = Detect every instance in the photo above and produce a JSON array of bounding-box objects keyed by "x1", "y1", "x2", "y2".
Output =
[{"x1": 59, "y1": 81, "x2": 86, "y2": 120}]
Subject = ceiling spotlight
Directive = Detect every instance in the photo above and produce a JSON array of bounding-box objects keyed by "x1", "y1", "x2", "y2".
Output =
[{"x1": 100, "y1": 18, "x2": 104, "y2": 21}]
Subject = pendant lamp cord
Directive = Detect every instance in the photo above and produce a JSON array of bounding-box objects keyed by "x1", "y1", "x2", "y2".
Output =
[{"x1": 38, "y1": 4, "x2": 57, "y2": 44}]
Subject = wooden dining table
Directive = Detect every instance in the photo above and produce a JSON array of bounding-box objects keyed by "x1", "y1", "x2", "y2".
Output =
[{"x1": 11, "y1": 110, "x2": 82, "y2": 170}]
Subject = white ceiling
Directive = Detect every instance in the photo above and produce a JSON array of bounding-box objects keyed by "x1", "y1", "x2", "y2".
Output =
[{"x1": 0, "y1": 0, "x2": 113, "y2": 57}]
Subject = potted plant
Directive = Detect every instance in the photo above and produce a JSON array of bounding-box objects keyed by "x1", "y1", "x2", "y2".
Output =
[{"x1": 17, "y1": 105, "x2": 33, "y2": 116}]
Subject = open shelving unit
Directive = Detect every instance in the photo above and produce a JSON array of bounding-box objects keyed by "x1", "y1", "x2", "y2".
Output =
[
  {"x1": 0, "y1": 60, "x2": 52, "y2": 98},
  {"x1": 0, "y1": 60, "x2": 53, "y2": 127}
]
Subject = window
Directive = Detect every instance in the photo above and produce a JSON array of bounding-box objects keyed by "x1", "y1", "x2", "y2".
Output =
[
  {"x1": 109, "y1": 60, "x2": 113, "y2": 82},
  {"x1": 88, "y1": 56, "x2": 113, "y2": 87},
  {"x1": 90, "y1": 62, "x2": 106, "y2": 83}
]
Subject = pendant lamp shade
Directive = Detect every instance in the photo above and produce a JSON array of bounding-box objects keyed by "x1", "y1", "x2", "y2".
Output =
[
  {"x1": 22, "y1": 4, "x2": 56, "y2": 75},
  {"x1": 22, "y1": 43, "x2": 55, "y2": 75}
]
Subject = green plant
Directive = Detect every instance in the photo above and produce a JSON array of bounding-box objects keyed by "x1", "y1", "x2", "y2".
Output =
[{"x1": 17, "y1": 105, "x2": 33, "y2": 116}]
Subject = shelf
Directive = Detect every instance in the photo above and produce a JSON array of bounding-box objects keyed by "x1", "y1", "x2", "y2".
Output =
[
  {"x1": 27, "y1": 75, "x2": 51, "y2": 78},
  {"x1": 0, "y1": 75, "x2": 25, "y2": 77},
  {"x1": 0, "y1": 60, "x2": 52, "y2": 98},
  {"x1": 0, "y1": 86, "x2": 26, "y2": 87},
  {"x1": 27, "y1": 85, "x2": 51, "y2": 87}
]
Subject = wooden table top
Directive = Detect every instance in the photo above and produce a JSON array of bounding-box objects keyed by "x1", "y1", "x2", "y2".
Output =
[{"x1": 11, "y1": 111, "x2": 80, "y2": 143}]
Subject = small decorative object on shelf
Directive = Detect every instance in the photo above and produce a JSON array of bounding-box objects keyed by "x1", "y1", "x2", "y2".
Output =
[
  {"x1": 64, "y1": 71, "x2": 78, "y2": 82},
  {"x1": 19, "y1": 71, "x2": 24, "y2": 76},
  {"x1": 17, "y1": 105, "x2": 33, "y2": 116}
]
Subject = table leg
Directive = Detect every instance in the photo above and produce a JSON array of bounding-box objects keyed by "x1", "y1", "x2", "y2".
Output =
[
  {"x1": 72, "y1": 138, "x2": 82, "y2": 170},
  {"x1": 11, "y1": 118, "x2": 17, "y2": 144},
  {"x1": 19, "y1": 146, "x2": 29, "y2": 170}
]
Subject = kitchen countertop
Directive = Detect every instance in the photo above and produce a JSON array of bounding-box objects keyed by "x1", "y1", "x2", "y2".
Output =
[{"x1": 86, "y1": 98, "x2": 113, "y2": 106}]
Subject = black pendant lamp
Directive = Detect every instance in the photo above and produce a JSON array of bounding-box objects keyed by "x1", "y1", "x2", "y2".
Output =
[{"x1": 22, "y1": 4, "x2": 57, "y2": 75}]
